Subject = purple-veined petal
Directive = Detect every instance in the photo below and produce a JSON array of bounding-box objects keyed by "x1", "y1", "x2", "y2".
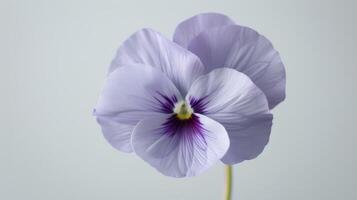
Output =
[
  {"x1": 187, "y1": 25, "x2": 286, "y2": 109},
  {"x1": 186, "y1": 68, "x2": 272, "y2": 164},
  {"x1": 109, "y1": 28, "x2": 205, "y2": 95},
  {"x1": 94, "y1": 64, "x2": 182, "y2": 152},
  {"x1": 173, "y1": 13, "x2": 235, "y2": 49},
  {"x1": 131, "y1": 114, "x2": 229, "y2": 177}
]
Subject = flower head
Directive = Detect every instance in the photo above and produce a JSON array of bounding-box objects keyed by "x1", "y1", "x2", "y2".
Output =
[{"x1": 94, "y1": 13, "x2": 286, "y2": 177}]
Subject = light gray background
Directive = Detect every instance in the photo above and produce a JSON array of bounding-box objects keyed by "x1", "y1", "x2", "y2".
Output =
[{"x1": 1, "y1": 0, "x2": 356, "y2": 199}]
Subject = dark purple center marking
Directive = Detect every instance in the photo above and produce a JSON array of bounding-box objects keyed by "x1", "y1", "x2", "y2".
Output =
[
  {"x1": 189, "y1": 96, "x2": 209, "y2": 114},
  {"x1": 153, "y1": 92, "x2": 178, "y2": 113},
  {"x1": 153, "y1": 92, "x2": 209, "y2": 143},
  {"x1": 160, "y1": 114, "x2": 207, "y2": 145}
]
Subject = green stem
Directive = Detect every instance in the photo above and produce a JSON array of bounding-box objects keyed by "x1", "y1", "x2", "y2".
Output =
[{"x1": 225, "y1": 165, "x2": 233, "y2": 200}]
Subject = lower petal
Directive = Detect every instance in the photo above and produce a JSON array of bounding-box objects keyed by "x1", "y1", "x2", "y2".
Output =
[{"x1": 131, "y1": 114, "x2": 229, "y2": 177}]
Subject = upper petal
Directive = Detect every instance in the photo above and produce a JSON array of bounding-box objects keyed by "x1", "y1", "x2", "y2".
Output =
[
  {"x1": 109, "y1": 28, "x2": 205, "y2": 95},
  {"x1": 187, "y1": 25, "x2": 286, "y2": 109},
  {"x1": 131, "y1": 114, "x2": 229, "y2": 177},
  {"x1": 186, "y1": 68, "x2": 273, "y2": 164},
  {"x1": 94, "y1": 64, "x2": 182, "y2": 152},
  {"x1": 173, "y1": 13, "x2": 235, "y2": 48}
]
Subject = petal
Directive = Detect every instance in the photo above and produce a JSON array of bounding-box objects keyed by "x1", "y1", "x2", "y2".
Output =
[
  {"x1": 96, "y1": 116, "x2": 134, "y2": 153},
  {"x1": 220, "y1": 115, "x2": 272, "y2": 164},
  {"x1": 187, "y1": 25, "x2": 286, "y2": 109},
  {"x1": 173, "y1": 13, "x2": 235, "y2": 48},
  {"x1": 186, "y1": 68, "x2": 273, "y2": 164},
  {"x1": 94, "y1": 64, "x2": 182, "y2": 152},
  {"x1": 109, "y1": 28, "x2": 205, "y2": 95},
  {"x1": 95, "y1": 64, "x2": 182, "y2": 118},
  {"x1": 131, "y1": 114, "x2": 229, "y2": 177}
]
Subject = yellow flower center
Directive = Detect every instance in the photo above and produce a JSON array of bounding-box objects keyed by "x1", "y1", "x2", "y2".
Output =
[{"x1": 174, "y1": 101, "x2": 193, "y2": 120}]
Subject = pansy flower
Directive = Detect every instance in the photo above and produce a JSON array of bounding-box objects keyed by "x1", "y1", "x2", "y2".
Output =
[{"x1": 94, "y1": 13, "x2": 285, "y2": 177}]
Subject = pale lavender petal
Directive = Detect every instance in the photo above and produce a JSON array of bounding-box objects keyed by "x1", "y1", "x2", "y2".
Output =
[
  {"x1": 173, "y1": 13, "x2": 235, "y2": 48},
  {"x1": 94, "y1": 64, "x2": 182, "y2": 152},
  {"x1": 188, "y1": 25, "x2": 286, "y2": 109},
  {"x1": 186, "y1": 68, "x2": 272, "y2": 164},
  {"x1": 96, "y1": 116, "x2": 134, "y2": 153},
  {"x1": 109, "y1": 28, "x2": 205, "y2": 95},
  {"x1": 220, "y1": 115, "x2": 272, "y2": 164},
  {"x1": 131, "y1": 114, "x2": 229, "y2": 177}
]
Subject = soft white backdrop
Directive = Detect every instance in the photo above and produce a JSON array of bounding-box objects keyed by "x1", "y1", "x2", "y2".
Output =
[{"x1": 1, "y1": 0, "x2": 356, "y2": 199}]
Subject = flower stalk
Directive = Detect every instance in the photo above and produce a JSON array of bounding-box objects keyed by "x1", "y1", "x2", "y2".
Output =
[{"x1": 224, "y1": 165, "x2": 233, "y2": 200}]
